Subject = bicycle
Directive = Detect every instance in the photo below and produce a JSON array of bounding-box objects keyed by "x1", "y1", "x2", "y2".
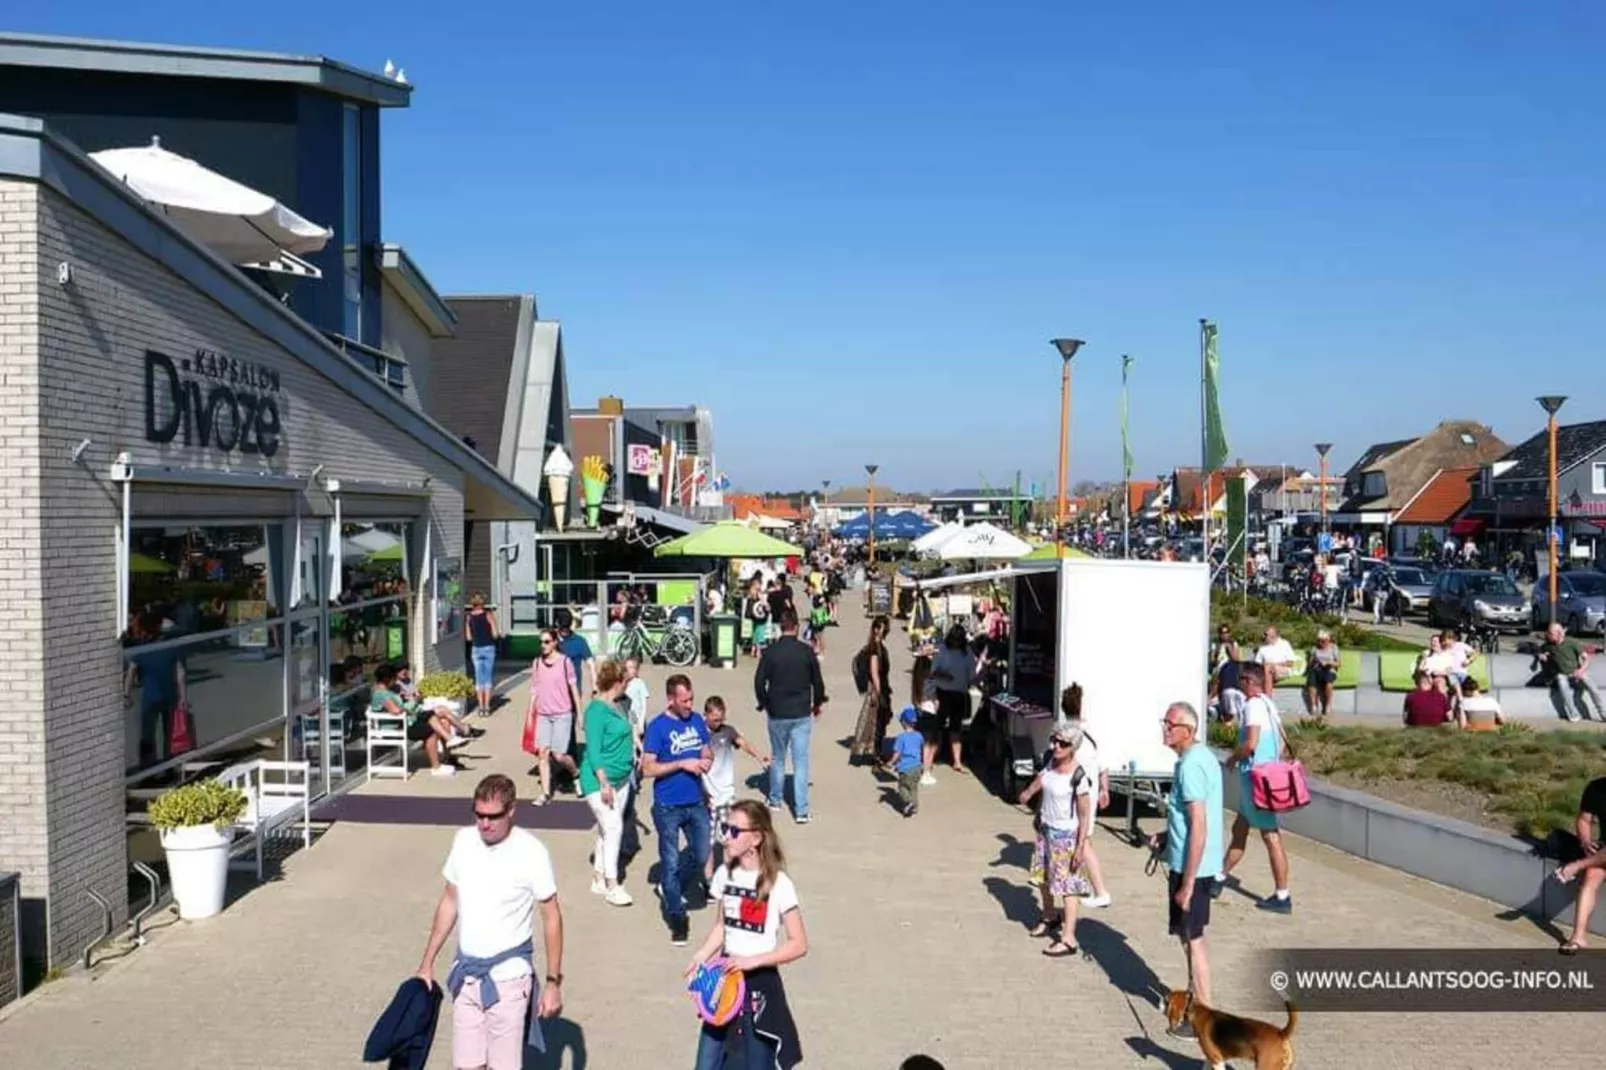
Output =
[{"x1": 613, "y1": 605, "x2": 699, "y2": 667}]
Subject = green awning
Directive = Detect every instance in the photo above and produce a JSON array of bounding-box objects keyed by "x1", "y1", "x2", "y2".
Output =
[{"x1": 655, "y1": 520, "x2": 804, "y2": 560}]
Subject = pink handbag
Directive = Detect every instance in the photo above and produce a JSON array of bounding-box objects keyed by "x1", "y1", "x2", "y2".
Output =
[{"x1": 1249, "y1": 713, "x2": 1311, "y2": 813}]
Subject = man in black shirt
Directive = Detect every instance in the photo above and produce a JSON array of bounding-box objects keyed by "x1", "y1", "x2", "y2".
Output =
[
  {"x1": 1555, "y1": 776, "x2": 1606, "y2": 954},
  {"x1": 754, "y1": 610, "x2": 827, "y2": 824}
]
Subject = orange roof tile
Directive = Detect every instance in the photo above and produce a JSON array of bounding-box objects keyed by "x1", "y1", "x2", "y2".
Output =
[{"x1": 1394, "y1": 466, "x2": 1478, "y2": 525}]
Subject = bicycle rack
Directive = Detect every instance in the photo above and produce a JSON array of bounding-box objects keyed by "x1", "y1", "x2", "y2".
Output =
[
  {"x1": 130, "y1": 862, "x2": 164, "y2": 945},
  {"x1": 81, "y1": 888, "x2": 113, "y2": 969}
]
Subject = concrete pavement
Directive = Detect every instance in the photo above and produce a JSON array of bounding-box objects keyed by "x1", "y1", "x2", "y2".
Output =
[{"x1": 0, "y1": 611, "x2": 1595, "y2": 1068}]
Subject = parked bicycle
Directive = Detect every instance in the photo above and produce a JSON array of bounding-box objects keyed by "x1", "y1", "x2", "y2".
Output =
[{"x1": 613, "y1": 604, "x2": 699, "y2": 667}]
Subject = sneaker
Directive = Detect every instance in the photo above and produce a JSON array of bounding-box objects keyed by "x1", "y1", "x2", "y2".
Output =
[
  {"x1": 1082, "y1": 893, "x2": 1112, "y2": 909},
  {"x1": 795, "y1": 815, "x2": 811, "y2": 825},
  {"x1": 605, "y1": 886, "x2": 634, "y2": 907},
  {"x1": 590, "y1": 875, "x2": 607, "y2": 896},
  {"x1": 446, "y1": 734, "x2": 466, "y2": 749},
  {"x1": 1209, "y1": 877, "x2": 1230, "y2": 900},
  {"x1": 532, "y1": 794, "x2": 548, "y2": 807},
  {"x1": 430, "y1": 765, "x2": 456, "y2": 777},
  {"x1": 919, "y1": 773, "x2": 937, "y2": 787},
  {"x1": 903, "y1": 805, "x2": 918, "y2": 819},
  {"x1": 766, "y1": 801, "x2": 783, "y2": 811},
  {"x1": 1256, "y1": 894, "x2": 1294, "y2": 915},
  {"x1": 670, "y1": 916, "x2": 690, "y2": 946}
]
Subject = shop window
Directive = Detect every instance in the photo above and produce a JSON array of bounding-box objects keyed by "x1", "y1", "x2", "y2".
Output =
[
  {"x1": 122, "y1": 624, "x2": 286, "y2": 779},
  {"x1": 1594, "y1": 463, "x2": 1605, "y2": 496},
  {"x1": 434, "y1": 555, "x2": 463, "y2": 640},
  {"x1": 337, "y1": 521, "x2": 412, "y2": 602},
  {"x1": 128, "y1": 524, "x2": 286, "y2": 638}
]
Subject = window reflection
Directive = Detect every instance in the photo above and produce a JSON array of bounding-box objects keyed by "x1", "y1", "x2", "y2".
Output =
[
  {"x1": 122, "y1": 622, "x2": 285, "y2": 777},
  {"x1": 337, "y1": 522, "x2": 410, "y2": 602},
  {"x1": 128, "y1": 524, "x2": 285, "y2": 637}
]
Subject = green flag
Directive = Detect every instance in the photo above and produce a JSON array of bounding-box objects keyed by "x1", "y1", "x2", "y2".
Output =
[
  {"x1": 1120, "y1": 355, "x2": 1134, "y2": 482},
  {"x1": 1202, "y1": 321, "x2": 1230, "y2": 471}
]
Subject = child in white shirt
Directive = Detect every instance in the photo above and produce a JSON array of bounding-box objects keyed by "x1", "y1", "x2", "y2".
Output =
[{"x1": 700, "y1": 696, "x2": 770, "y2": 882}]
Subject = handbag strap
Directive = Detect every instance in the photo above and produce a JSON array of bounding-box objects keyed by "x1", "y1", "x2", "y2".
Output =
[{"x1": 1266, "y1": 704, "x2": 1295, "y2": 761}]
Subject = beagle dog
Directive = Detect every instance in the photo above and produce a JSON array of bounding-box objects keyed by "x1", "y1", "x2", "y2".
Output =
[{"x1": 1164, "y1": 989, "x2": 1297, "y2": 1069}]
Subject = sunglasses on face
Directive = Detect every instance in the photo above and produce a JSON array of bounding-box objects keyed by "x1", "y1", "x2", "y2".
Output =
[
  {"x1": 720, "y1": 822, "x2": 754, "y2": 840},
  {"x1": 474, "y1": 806, "x2": 511, "y2": 823},
  {"x1": 1051, "y1": 738, "x2": 1073, "y2": 748}
]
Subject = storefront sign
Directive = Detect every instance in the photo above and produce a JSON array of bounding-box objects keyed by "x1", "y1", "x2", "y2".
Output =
[
  {"x1": 144, "y1": 349, "x2": 283, "y2": 457},
  {"x1": 627, "y1": 444, "x2": 660, "y2": 475}
]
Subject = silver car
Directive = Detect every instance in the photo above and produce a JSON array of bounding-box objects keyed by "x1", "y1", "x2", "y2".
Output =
[
  {"x1": 1370, "y1": 565, "x2": 1434, "y2": 613},
  {"x1": 1532, "y1": 571, "x2": 1606, "y2": 635},
  {"x1": 1428, "y1": 570, "x2": 1531, "y2": 633}
]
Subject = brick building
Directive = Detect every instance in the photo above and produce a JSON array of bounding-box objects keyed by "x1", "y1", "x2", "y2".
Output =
[{"x1": 0, "y1": 71, "x2": 539, "y2": 981}]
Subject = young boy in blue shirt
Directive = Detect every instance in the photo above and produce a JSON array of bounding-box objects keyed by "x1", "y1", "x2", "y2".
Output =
[{"x1": 885, "y1": 706, "x2": 925, "y2": 817}]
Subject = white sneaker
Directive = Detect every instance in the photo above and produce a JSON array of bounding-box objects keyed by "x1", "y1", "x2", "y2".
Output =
[
  {"x1": 590, "y1": 876, "x2": 607, "y2": 896},
  {"x1": 1082, "y1": 893, "x2": 1112, "y2": 908},
  {"x1": 446, "y1": 734, "x2": 466, "y2": 749},
  {"x1": 919, "y1": 774, "x2": 937, "y2": 787},
  {"x1": 430, "y1": 765, "x2": 456, "y2": 777},
  {"x1": 605, "y1": 886, "x2": 634, "y2": 907}
]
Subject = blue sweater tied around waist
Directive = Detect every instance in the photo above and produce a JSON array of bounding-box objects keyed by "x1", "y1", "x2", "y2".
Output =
[{"x1": 445, "y1": 938, "x2": 545, "y2": 1053}]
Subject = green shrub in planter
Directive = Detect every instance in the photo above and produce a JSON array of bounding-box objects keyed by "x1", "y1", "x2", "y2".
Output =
[
  {"x1": 418, "y1": 671, "x2": 475, "y2": 702},
  {"x1": 148, "y1": 779, "x2": 248, "y2": 832}
]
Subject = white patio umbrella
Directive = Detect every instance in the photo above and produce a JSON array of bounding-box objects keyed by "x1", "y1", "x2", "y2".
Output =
[
  {"x1": 90, "y1": 138, "x2": 332, "y2": 265},
  {"x1": 913, "y1": 521, "x2": 965, "y2": 554},
  {"x1": 936, "y1": 521, "x2": 1031, "y2": 561}
]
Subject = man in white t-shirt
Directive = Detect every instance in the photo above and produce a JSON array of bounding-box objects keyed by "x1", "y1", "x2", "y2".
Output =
[
  {"x1": 417, "y1": 774, "x2": 565, "y2": 1070},
  {"x1": 1254, "y1": 627, "x2": 1296, "y2": 686}
]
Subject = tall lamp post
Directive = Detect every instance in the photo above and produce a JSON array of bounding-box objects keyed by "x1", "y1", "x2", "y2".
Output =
[
  {"x1": 1315, "y1": 443, "x2": 1333, "y2": 540},
  {"x1": 1538, "y1": 396, "x2": 1567, "y2": 624},
  {"x1": 1051, "y1": 338, "x2": 1085, "y2": 558},
  {"x1": 1121, "y1": 353, "x2": 1134, "y2": 559},
  {"x1": 821, "y1": 478, "x2": 831, "y2": 530},
  {"x1": 865, "y1": 464, "x2": 879, "y2": 568}
]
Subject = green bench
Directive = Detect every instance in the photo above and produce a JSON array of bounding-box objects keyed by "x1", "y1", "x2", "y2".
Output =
[
  {"x1": 1271, "y1": 650, "x2": 1361, "y2": 690},
  {"x1": 1378, "y1": 650, "x2": 1492, "y2": 692}
]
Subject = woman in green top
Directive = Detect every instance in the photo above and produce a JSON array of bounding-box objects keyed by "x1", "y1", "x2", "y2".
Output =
[
  {"x1": 370, "y1": 662, "x2": 457, "y2": 778},
  {"x1": 580, "y1": 659, "x2": 637, "y2": 905}
]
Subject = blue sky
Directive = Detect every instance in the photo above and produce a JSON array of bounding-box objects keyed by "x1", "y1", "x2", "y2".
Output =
[{"x1": 16, "y1": 2, "x2": 1606, "y2": 492}]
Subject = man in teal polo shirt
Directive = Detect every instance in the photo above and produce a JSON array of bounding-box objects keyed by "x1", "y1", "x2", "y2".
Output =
[{"x1": 1150, "y1": 701, "x2": 1223, "y2": 1019}]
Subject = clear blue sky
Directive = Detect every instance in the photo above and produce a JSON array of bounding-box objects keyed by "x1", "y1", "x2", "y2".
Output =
[{"x1": 17, "y1": 2, "x2": 1606, "y2": 492}]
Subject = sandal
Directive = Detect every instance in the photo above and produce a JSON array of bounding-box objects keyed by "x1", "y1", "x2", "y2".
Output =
[
  {"x1": 1027, "y1": 913, "x2": 1062, "y2": 938},
  {"x1": 1042, "y1": 939, "x2": 1078, "y2": 958},
  {"x1": 1559, "y1": 941, "x2": 1584, "y2": 956}
]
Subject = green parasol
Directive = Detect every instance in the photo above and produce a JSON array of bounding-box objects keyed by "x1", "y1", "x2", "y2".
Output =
[
  {"x1": 129, "y1": 551, "x2": 175, "y2": 573},
  {"x1": 365, "y1": 542, "x2": 404, "y2": 564},
  {"x1": 655, "y1": 520, "x2": 804, "y2": 560}
]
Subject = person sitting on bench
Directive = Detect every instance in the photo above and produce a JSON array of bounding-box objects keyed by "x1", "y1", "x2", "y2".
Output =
[{"x1": 1554, "y1": 776, "x2": 1606, "y2": 955}]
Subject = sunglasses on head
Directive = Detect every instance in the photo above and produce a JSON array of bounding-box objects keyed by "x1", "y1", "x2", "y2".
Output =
[{"x1": 720, "y1": 822, "x2": 754, "y2": 840}]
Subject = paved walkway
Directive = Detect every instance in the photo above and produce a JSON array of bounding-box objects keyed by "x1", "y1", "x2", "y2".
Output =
[{"x1": 0, "y1": 608, "x2": 1593, "y2": 1067}]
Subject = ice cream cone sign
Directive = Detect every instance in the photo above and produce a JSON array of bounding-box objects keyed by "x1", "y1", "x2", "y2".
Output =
[
  {"x1": 581, "y1": 455, "x2": 608, "y2": 527},
  {"x1": 543, "y1": 445, "x2": 574, "y2": 531}
]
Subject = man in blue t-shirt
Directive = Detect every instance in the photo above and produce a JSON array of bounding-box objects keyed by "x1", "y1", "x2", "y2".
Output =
[
  {"x1": 553, "y1": 607, "x2": 595, "y2": 695},
  {"x1": 641, "y1": 673, "x2": 712, "y2": 946},
  {"x1": 1150, "y1": 701, "x2": 1223, "y2": 1021}
]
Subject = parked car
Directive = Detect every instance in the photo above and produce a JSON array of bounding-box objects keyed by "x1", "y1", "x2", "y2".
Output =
[
  {"x1": 1367, "y1": 565, "x2": 1435, "y2": 613},
  {"x1": 1531, "y1": 570, "x2": 1606, "y2": 635},
  {"x1": 1427, "y1": 570, "x2": 1531, "y2": 633}
]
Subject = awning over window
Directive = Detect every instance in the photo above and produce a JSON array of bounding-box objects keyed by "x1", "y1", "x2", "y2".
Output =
[{"x1": 1449, "y1": 517, "x2": 1485, "y2": 536}]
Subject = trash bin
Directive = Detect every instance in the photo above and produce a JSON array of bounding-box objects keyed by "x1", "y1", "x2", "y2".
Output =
[
  {"x1": 708, "y1": 614, "x2": 740, "y2": 669},
  {"x1": 385, "y1": 619, "x2": 406, "y2": 661}
]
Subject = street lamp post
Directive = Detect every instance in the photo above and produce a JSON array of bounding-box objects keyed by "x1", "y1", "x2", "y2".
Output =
[
  {"x1": 1315, "y1": 443, "x2": 1333, "y2": 539},
  {"x1": 821, "y1": 478, "x2": 831, "y2": 530},
  {"x1": 1121, "y1": 353, "x2": 1134, "y2": 560},
  {"x1": 1051, "y1": 338, "x2": 1085, "y2": 559},
  {"x1": 865, "y1": 464, "x2": 879, "y2": 568},
  {"x1": 1538, "y1": 396, "x2": 1567, "y2": 625}
]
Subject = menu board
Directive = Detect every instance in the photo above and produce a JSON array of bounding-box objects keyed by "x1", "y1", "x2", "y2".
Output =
[
  {"x1": 868, "y1": 580, "x2": 893, "y2": 615},
  {"x1": 1010, "y1": 570, "x2": 1057, "y2": 709}
]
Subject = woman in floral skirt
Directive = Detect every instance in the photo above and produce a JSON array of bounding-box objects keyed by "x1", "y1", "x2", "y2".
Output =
[{"x1": 1017, "y1": 722, "x2": 1093, "y2": 957}]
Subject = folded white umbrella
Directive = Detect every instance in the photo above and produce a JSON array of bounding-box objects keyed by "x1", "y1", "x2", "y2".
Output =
[
  {"x1": 90, "y1": 138, "x2": 332, "y2": 264},
  {"x1": 936, "y1": 521, "x2": 1031, "y2": 560},
  {"x1": 912, "y1": 521, "x2": 964, "y2": 554}
]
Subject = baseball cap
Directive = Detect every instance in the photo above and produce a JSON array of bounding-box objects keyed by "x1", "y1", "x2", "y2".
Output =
[{"x1": 899, "y1": 706, "x2": 920, "y2": 725}]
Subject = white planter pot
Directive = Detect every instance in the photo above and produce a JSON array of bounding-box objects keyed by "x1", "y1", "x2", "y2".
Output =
[{"x1": 160, "y1": 823, "x2": 235, "y2": 920}]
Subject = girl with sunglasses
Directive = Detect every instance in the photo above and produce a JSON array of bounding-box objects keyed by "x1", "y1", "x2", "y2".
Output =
[
  {"x1": 684, "y1": 799, "x2": 808, "y2": 1069},
  {"x1": 1017, "y1": 723, "x2": 1093, "y2": 957}
]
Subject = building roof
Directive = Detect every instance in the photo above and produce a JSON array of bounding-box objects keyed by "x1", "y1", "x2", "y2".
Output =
[
  {"x1": 932, "y1": 487, "x2": 1032, "y2": 500},
  {"x1": 0, "y1": 32, "x2": 412, "y2": 107},
  {"x1": 1342, "y1": 438, "x2": 1417, "y2": 479},
  {"x1": 1394, "y1": 467, "x2": 1479, "y2": 525},
  {"x1": 378, "y1": 244, "x2": 455, "y2": 337},
  {"x1": 1494, "y1": 419, "x2": 1606, "y2": 482},
  {"x1": 1127, "y1": 480, "x2": 1159, "y2": 515},
  {"x1": 728, "y1": 494, "x2": 804, "y2": 522},
  {"x1": 1336, "y1": 421, "x2": 1509, "y2": 514}
]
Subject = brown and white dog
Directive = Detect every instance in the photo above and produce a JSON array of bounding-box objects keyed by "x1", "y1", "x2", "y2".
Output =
[{"x1": 1164, "y1": 989, "x2": 1298, "y2": 1070}]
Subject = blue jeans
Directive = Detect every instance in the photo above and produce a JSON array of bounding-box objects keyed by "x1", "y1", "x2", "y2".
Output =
[
  {"x1": 652, "y1": 802, "x2": 710, "y2": 919},
  {"x1": 766, "y1": 716, "x2": 813, "y2": 818},
  {"x1": 694, "y1": 1016, "x2": 776, "y2": 1070},
  {"x1": 470, "y1": 644, "x2": 496, "y2": 689}
]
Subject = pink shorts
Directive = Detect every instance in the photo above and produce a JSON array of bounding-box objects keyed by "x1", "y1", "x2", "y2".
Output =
[{"x1": 451, "y1": 973, "x2": 532, "y2": 1070}]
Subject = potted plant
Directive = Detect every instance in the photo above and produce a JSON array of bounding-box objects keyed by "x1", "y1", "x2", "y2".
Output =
[
  {"x1": 148, "y1": 778, "x2": 248, "y2": 921},
  {"x1": 418, "y1": 671, "x2": 475, "y2": 714}
]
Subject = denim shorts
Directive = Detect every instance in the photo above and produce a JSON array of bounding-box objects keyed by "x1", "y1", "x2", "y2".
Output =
[{"x1": 470, "y1": 644, "x2": 496, "y2": 689}]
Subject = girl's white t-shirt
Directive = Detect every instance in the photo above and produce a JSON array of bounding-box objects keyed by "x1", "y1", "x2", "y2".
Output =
[
  {"x1": 710, "y1": 864, "x2": 800, "y2": 959},
  {"x1": 1038, "y1": 766, "x2": 1090, "y2": 832}
]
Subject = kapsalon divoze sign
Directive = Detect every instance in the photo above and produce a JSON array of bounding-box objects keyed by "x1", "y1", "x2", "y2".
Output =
[{"x1": 144, "y1": 348, "x2": 283, "y2": 457}]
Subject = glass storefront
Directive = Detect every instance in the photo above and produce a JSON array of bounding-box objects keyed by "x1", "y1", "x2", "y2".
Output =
[{"x1": 122, "y1": 513, "x2": 420, "y2": 797}]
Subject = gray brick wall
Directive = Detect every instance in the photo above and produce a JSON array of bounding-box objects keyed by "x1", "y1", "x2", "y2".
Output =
[
  {"x1": 0, "y1": 874, "x2": 18, "y2": 1009},
  {"x1": 0, "y1": 177, "x2": 473, "y2": 969}
]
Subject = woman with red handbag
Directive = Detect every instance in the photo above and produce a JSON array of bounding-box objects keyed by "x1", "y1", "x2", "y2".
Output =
[{"x1": 1213, "y1": 663, "x2": 1294, "y2": 914}]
